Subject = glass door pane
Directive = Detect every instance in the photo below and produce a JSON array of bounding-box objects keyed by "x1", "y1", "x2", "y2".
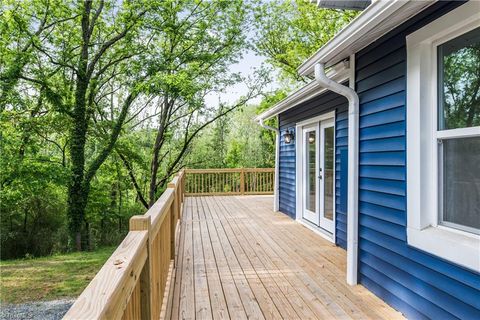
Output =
[
  {"x1": 323, "y1": 126, "x2": 334, "y2": 221},
  {"x1": 306, "y1": 130, "x2": 316, "y2": 213}
]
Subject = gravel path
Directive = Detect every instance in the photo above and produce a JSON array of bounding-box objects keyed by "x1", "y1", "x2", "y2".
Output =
[{"x1": 0, "y1": 299, "x2": 74, "y2": 320}]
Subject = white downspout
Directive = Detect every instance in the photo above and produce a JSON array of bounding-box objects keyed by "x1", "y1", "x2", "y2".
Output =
[
  {"x1": 314, "y1": 61, "x2": 359, "y2": 286},
  {"x1": 259, "y1": 118, "x2": 280, "y2": 212}
]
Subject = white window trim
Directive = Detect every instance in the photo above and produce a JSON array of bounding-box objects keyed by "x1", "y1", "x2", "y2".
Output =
[
  {"x1": 406, "y1": 1, "x2": 480, "y2": 272},
  {"x1": 295, "y1": 111, "x2": 336, "y2": 243}
]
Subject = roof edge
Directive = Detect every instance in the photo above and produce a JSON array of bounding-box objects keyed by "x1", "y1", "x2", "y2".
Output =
[
  {"x1": 297, "y1": 0, "x2": 435, "y2": 76},
  {"x1": 255, "y1": 61, "x2": 350, "y2": 122}
]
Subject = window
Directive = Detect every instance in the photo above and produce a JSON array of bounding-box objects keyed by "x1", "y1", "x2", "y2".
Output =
[
  {"x1": 406, "y1": 1, "x2": 480, "y2": 272},
  {"x1": 437, "y1": 27, "x2": 480, "y2": 235}
]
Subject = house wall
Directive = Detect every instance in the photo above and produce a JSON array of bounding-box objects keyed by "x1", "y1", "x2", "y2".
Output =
[
  {"x1": 355, "y1": 1, "x2": 480, "y2": 319},
  {"x1": 278, "y1": 89, "x2": 349, "y2": 248},
  {"x1": 278, "y1": 127, "x2": 296, "y2": 217}
]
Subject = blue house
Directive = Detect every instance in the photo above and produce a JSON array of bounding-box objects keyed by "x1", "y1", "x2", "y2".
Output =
[{"x1": 256, "y1": 1, "x2": 480, "y2": 319}]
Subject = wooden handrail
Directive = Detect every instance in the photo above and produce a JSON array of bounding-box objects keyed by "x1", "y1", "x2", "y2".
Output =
[
  {"x1": 184, "y1": 168, "x2": 275, "y2": 196},
  {"x1": 185, "y1": 168, "x2": 274, "y2": 173},
  {"x1": 63, "y1": 170, "x2": 186, "y2": 320}
]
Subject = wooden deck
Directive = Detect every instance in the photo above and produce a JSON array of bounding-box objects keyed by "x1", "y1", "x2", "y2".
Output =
[{"x1": 169, "y1": 195, "x2": 404, "y2": 320}]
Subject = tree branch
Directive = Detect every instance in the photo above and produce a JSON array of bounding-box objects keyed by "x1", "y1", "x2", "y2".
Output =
[
  {"x1": 116, "y1": 151, "x2": 149, "y2": 209},
  {"x1": 84, "y1": 92, "x2": 138, "y2": 185}
]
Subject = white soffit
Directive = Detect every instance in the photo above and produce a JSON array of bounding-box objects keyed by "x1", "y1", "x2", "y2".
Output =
[{"x1": 298, "y1": 0, "x2": 436, "y2": 76}]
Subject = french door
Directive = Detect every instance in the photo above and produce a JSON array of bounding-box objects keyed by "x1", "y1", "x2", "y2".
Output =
[
  {"x1": 302, "y1": 118, "x2": 335, "y2": 233},
  {"x1": 302, "y1": 125, "x2": 319, "y2": 223}
]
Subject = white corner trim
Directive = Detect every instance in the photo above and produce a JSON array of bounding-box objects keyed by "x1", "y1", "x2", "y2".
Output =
[
  {"x1": 257, "y1": 118, "x2": 280, "y2": 212},
  {"x1": 406, "y1": 1, "x2": 480, "y2": 272},
  {"x1": 273, "y1": 129, "x2": 280, "y2": 212},
  {"x1": 295, "y1": 123, "x2": 302, "y2": 224},
  {"x1": 347, "y1": 54, "x2": 359, "y2": 286}
]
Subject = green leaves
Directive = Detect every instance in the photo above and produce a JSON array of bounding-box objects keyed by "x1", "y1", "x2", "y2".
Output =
[{"x1": 252, "y1": 0, "x2": 358, "y2": 82}]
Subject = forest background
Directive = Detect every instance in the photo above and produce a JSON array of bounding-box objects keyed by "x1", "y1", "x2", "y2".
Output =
[{"x1": 0, "y1": 0, "x2": 357, "y2": 260}]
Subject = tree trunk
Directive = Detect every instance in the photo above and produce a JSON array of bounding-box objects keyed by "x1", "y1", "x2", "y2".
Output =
[
  {"x1": 23, "y1": 211, "x2": 28, "y2": 233},
  {"x1": 84, "y1": 219, "x2": 91, "y2": 251},
  {"x1": 66, "y1": 77, "x2": 89, "y2": 250},
  {"x1": 149, "y1": 99, "x2": 170, "y2": 206},
  {"x1": 66, "y1": 1, "x2": 91, "y2": 251},
  {"x1": 67, "y1": 183, "x2": 88, "y2": 251}
]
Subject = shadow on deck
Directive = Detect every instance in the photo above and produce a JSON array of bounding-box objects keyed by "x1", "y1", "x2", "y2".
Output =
[{"x1": 168, "y1": 195, "x2": 404, "y2": 320}]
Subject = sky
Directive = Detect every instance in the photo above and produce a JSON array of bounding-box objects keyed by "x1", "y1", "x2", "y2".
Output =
[{"x1": 204, "y1": 49, "x2": 279, "y2": 108}]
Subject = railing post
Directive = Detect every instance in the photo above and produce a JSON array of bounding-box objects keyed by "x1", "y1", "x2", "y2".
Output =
[
  {"x1": 129, "y1": 215, "x2": 153, "y2": 320},
  {"x1": 240, "y1": 169, "x2": 245, "y2": 195},
  {"x1": 181, "y1": 173, "x2": 185, "y2": 204},
  {"x1": 167, "y1": 181, "x2": 178, "y2": 262}
]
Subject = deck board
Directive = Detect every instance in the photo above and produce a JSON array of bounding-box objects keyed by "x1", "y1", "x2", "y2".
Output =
[{"x1": 169, "y1": 196, "x2": 405, "y2": 320}]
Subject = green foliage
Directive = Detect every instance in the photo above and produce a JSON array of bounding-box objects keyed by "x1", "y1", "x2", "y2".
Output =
[
  {"x1": 441, "y1": 44, "x2": 480, "y2": 129},
  {"x1": 0, "y1": 0, "x2": 357, "y2": 261},
  {"x1": 186, "y1": 97, "x2": 285, "y2": 169},
  {"x1": 253, "y1": 0, "x2": 358, "y2": 82},
  {"x1": 1, "y1": 0, "x2": 257, "y2": 256}
]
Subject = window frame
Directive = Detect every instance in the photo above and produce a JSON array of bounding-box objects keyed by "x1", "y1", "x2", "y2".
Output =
[
  {"x1": 406, "y1": 1, "x2": 480, "y2": 272},
  {"x1": 436, "y1": 28, "x2": 480, "y2": 235}
]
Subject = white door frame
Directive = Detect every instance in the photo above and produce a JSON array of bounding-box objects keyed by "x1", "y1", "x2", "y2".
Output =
[{"x1": 295, "y1": 111, "x2": 336, "y2": 242}]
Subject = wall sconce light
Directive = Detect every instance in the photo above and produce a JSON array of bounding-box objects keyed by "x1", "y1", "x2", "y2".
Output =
[{"x1": 284, "y1": 129, "x2": 294, "y2": 144}]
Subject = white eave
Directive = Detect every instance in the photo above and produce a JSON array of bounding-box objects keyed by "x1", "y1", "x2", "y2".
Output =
[
  {"x1": 298, "y1": 0, "x2": 436, "y2": 76},
  {"x1": 255, "y1": 61, "x2": 349, "y2": 122}
]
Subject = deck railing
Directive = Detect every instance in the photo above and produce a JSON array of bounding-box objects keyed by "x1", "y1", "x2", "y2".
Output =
[
  {"x1": 184, "y1": 168, "x2": 275, "y2": 196},
  {"x1": 63, "y1": 168, "x2": 272, "y2": 320},
  {"x1": 63, "y1": 171, "x2": 185, "y2": 320}
]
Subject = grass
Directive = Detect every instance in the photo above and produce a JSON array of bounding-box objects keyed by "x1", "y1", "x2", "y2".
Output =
[{"x1": 0, "y1": 247, "x2": 115, "y2": 304}]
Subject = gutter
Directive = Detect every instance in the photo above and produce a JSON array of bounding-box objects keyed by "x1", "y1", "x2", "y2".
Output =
[
  {"x1": 314, "y1": 61, "x2": 359, "y2": 286},
  {"x1": 259, "y1": 118, "x2": 280, "y2": 212}
]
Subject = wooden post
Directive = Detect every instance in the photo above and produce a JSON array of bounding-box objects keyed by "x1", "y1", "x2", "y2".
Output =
[
  {"x1": 129, "y1": 215, "x2": 153, "y2": 320},
  {"x1": 240, "y1": 169, "x2": 245, "y2": 195},
  {"x1": 167, "y1": 183, "x2": 178, "y2": 261},
  {"x1": 181, "y1": 173, "x2": 185, "y2": 203}
]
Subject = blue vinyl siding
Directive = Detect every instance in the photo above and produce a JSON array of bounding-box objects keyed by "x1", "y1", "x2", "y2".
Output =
[
  {"x1": 355, "y1": 1, "x2": 480, "y2": 319},
  {"x1": 279, "y1": 129, "x2": 296, "y2": 218},
  {"x1": 335, "y1": 109, "x2": 348, "y2": 249},
  {"x1": 279, "y1": 88, "x2": 349, "y2": 248}
]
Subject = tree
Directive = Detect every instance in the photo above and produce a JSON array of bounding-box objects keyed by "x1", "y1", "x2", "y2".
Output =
[
  {"x1": 2, "y1": 0, "x2": 165, "y2": 250},
  {"x1": 186, "y1": 92, "x2": 287, "y2": 170},
  {"x1": 441, "y1": 43, "x2": 480, "y2": 129},
  {"x1": 118, "y1": 0, "x2": 268, "y2": 207},
  {"x1": 253, "y1": 0, "x2": 358, "y2": 82}
]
